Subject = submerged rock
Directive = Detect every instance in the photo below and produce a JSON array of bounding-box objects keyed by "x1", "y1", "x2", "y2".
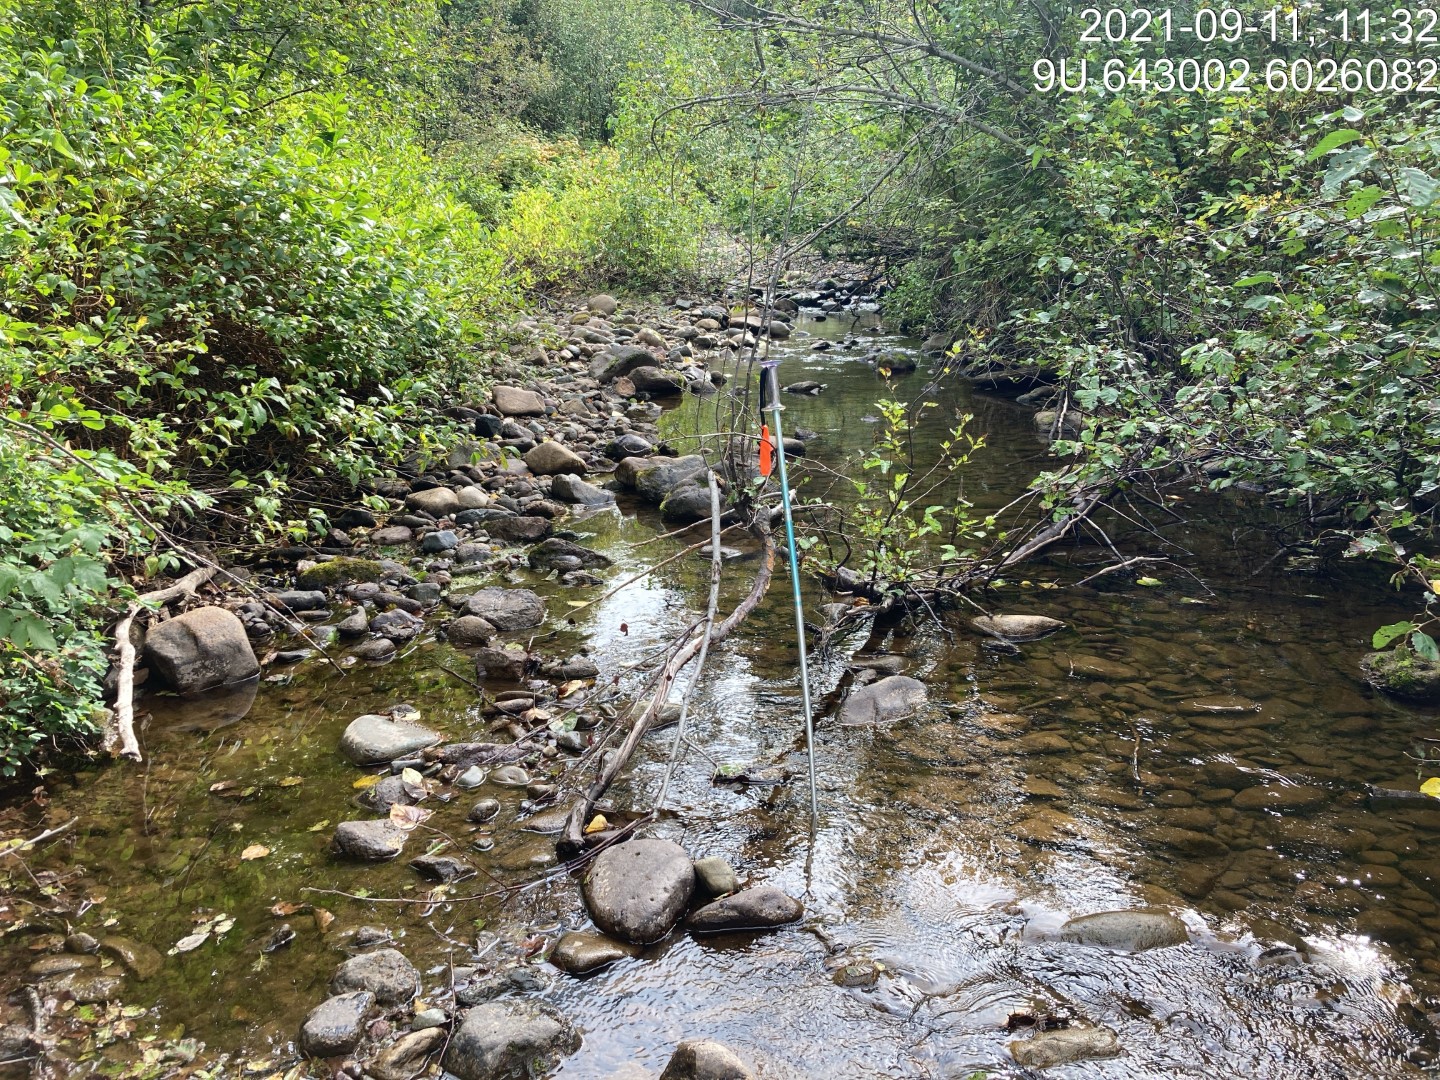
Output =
[
  {"x1": 658, "y1": 1039, "x2": 756, "y2": 1080},
  {"x1": 339, "y1": 713, "x2": 441, "y2": 765},
  {"x1": 528, "y1": 538, "x2": 611, "y2": 572},
  {"x1": 299, "y1": 991, "x2": 374, "y2": 1057},
  {"x1": 446, "y1": 615, "x2": 497, "y2": 647},
  {"x1": 1009, "y1": 1025, "x2": 1121, "y2": 1068},
  {"x1": 330, "y1": 948, "x2": 418, "y2": 1005},
  {"x1": 462, "y1": 587, "x2": 545, "y2": 630},
  {"x1": 837, "y1": 675, "x2": 927, "y2": 725},
  {"x1": 686, "y1": 886, "x2": 803, "y2": 933},
  {"x1": 143, "y1": 607, "x2": 259, "y2": 694},
  {"x1": 1059, "y1": 910, "x2": 1190, "y2": 952},
  {"x1": 550, "y1": 931, "x2": 639, "y2": 975},
  {"x1": 332, "y1": 820, "x2": 409, "y2": 861},
  {"x1": 583, "y1": 838, "x2": 695, "y2": 944},
  {"x1": 971, "y1": 614, "x2": 1066, "y2": 641},
  {"x1": 443, "y1": 1000, "x2": 579, "y2": 1080},
  {"x1": 370, "y1": 1027, "x2": 447, "y2": 1080}
]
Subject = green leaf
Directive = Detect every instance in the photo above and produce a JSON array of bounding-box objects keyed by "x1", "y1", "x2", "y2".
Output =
[
  {"x1": 1306, "y1": 129, "x2": 1365, "y2": 162},
  {"x1": 1232, "y1": 272, "x2": 1277, "y2": 288},
  {"x1": 1414, "y1": 631, "x2": 1440, "y2": 663},
  {"x1": 1373, "y1": 621, "x2": 1415, "y2": 649}
]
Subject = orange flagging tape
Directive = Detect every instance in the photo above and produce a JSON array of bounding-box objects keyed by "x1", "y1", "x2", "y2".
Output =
[{"x1": 758, "y1": 424, "x2": 774, "y2": 477}]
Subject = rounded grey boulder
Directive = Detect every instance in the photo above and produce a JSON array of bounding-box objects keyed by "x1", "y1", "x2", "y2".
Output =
[
  {"x1": 332, "y1": 820, "x2": 409, "y2": 861},
  {"x1": 443, "y1": 1000, "x2": 579, "y2": 1080},
  {"x1": 1010, "y1": 1025, "x2": 1121, "y2": 1068},
  {"x1": 339, "y1": 713, "x2": 441, "y2": 765},
  {"x1": 549, "y1": 931, "x2": 639, "y2": 975},
  {"x1": 462, "y1": 587, "x2": 546, "y2": 631},
  {"x1": 1059, "y1": 909, "x2": 1189, "y2": 952},
  {"x1": 143, "y1": 607, "x2": 259, "y2": 694},
  {"x1": 659, "y1": 1039, "x2": 756, "y2": 1080},
  {"x1": 330, "y1": 948, "x2": 418, "y2": 1005},
  {"x1": 685, "y1": 886, "x2": 803, "y2": 933},
  {"x1": 299, "y1": 990, "x2": 374, "y2": 1057},
  {"x1": 972, "y1": 613, "x2": 1066, "y2": 642},
  {"x1": 837, "y1": 675, "x2": 927, "y2": 725},
  {"x1": 583, "y1": 838, "x2": 694, "y2": 944}
]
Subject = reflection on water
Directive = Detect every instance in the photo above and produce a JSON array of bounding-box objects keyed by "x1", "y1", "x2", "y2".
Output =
[{"x1": 5, "y1": 314, "x2": 1440, "y2": 1077}]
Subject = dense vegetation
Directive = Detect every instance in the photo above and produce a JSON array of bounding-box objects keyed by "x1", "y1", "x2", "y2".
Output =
[
  {"x1": 0, "y1": 0, "x2": 705, "y2": 771},
  {"x1": 4, "y1": 0, "x2": 1439, "y2": 771}
]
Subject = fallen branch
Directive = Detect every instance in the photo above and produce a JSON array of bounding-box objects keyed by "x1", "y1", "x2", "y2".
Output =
[
  {"x1": 558, "y1": 516, "x2": 777, "y2": 856},
  {"x1": 0, "y1": 817, "x2": 78, "y2": 858},
  {"x1": 104, "y1": 567, "x2": 217, "y2": 761}
]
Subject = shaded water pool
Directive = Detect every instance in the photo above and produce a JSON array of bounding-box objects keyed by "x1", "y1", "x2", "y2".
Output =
[{"x1": 4, "y1": 313, "x2": 1440, "y2": 1078}]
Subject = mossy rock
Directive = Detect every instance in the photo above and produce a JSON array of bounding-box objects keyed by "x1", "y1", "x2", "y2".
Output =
[
  {"x1": 297, "y1": 557, "x2": 385, "y2": 590},
  {"x1": 1360, "y1": 649, "x2": 1440, "y2": 703}
]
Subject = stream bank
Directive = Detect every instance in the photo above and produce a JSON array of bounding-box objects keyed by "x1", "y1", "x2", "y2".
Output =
[{"x1": 4, "y1": 285, "x2": 1440, "y2": 1079}]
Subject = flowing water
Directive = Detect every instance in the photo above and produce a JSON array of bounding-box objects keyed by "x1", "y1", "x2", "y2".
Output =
[{"x1": 5, "y1": 313, "x2": 1440, "y2": 1078}]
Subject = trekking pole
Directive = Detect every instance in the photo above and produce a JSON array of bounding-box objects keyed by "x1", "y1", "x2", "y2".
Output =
[{"x1": 758, "y1": 355, "x2": 820, "y2": 835}]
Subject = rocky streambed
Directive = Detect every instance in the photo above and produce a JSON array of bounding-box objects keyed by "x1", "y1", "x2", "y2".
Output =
[{"x1": 4, "y1": 287, "x2": 1440, "y2": 1079}]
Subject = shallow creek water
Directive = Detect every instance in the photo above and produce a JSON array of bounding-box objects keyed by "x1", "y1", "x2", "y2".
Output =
[{"x1": 6, "y1": 314, "x2": 1440, "y2": 1078}]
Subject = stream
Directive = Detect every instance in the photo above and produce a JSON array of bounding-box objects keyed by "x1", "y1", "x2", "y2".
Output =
[{"x1": 5, "y1": 312, "x2": 1440, "y2": 1078}]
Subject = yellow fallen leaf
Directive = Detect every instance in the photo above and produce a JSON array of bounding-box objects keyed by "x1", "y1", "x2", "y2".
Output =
[
  {"x1": 1421, "y1": 777, "x2": 1440, "y2": 798},
  {"x1": 240, "y1": 844, "x2": 270, "y2": 861},
  {"x1": 565, "y1": 600, "x2": 589, "y2": 608},
  {"x1": 1431, "y1": 579, "x2": 1440, "y2": 594},
  {"x1": 556, "y1": 679, "x2": 587, "y2": 699},
  {"x1": 313, "y1": 908, "x2": 334, "y2": 933},
  {"x1": 276, "y1": 776, "x2": 303, "y2": 788},
  {"x1": 584, "y1": 814, "x2": 609, "y2": 835},
  {"x1": 352, "y1": 775, "x2": 381, "y2": 790}
]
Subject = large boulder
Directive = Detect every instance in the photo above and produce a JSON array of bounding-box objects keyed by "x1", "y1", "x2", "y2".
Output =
[
  {"x1": 1059, "y1": 910, "x2": 1189, "y2": 952},
  {"x1": 332, "y1": 820, "x2": 409, "y2": 861},
  {"x1": 590, "y1": 344, "x2": 654, "y2": 383},
  {"x1": 462, "y1": 588, "x2": 545, "y2": 631},
  {"x1": 615, "y1": 455, "x2": 708, "y2": 505},
  {"x1": 492, "y1": 385, "x2": 545, "y2": 417},
  {"x1": 525, "y1": 442, "x2": 587, "y2": 476},
  {"x1": 404, "y1": 487, "x2": 460, "y2": 518},
  {"x1": 588, "y1": 293, "x2": 618, "y2": 317},
  {"x1": 443, "y1": 1000, "x2": 579, "y2": 1080},
  {"x1": 299, "y1": 991, "x2": 374, "y2": 1057},
  {"x1": 660, "y1": 483, "x2": 715, "y2": 524},
  {"x1": 485, "y1": 516, "x2": 552, "y2": 544},
  {"x1": 446, "y1": 616, "x2": 497, "y2": 647},
  {"x1": 143, "y1": 607, "x2": 259, "y2": 694},
  {"x1": 583, "y1": 838, "x2": 695, "y2": 944},
  {"x1": 550, "y1": 474, "x2": 615, "y2": 506},
  {"x1": 330, "y1": 949, "x2": 418, "y2": 1005},
  {"x1": 659, "y1": 1040, "x2": 756, "y2": 1080},
  {"x1": 628, "y1": 366, "x2": 686, "y2": 397},
  {"x1": 685, "y1": 886, "x2": 802, "y2": 933},
  {"x1": 528, "y1": 538, "x2": 611, "y2": 573},
  {"x1": 339, "y1": 713, "x2": 441, "y2": 764},
  {"x1": 971, "y1": 614, "x2": 1066, "y2": 642},
  {"x1": 837, "y1": 675, "x2": 927, "y2": 725}
]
